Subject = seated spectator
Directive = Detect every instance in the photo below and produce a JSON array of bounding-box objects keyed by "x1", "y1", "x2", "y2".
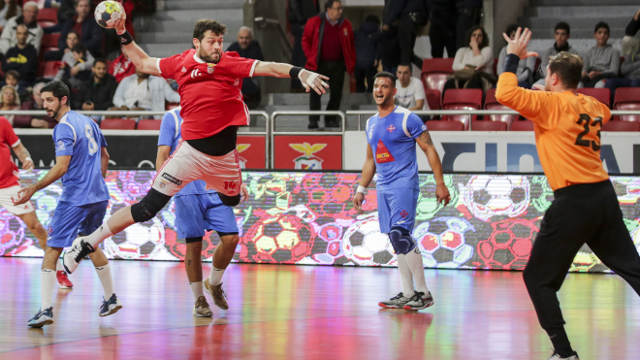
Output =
[
  {"x1": 34, "y1": 0, "x2": 62, "y2": 8},
  {"x1": 226, "y1": 26, "x2": 264, "y2": 108},
  {"x1": 605, "y1": 9, "x2": 640, "y2": 101},
  {"x1": 532, "y1": 21, "x2": 580, "y2": 89},
  {"x1": 2, "y1": 23, "x2": 38, "y2": 86},
  {"x1": 0, "y1": 0, "x2": 20, "y2": 34},
  {"x1": 111, "y1": 70, "x2": 180, "y2": 115},
  {"x1": 0, "y1": 1, "x2": 42, "y2": 54},
  {"x1": 56, "y1": 0, "x2": 74, "y2": 24},
  {"x1": 74, "y1": 57, "x2": 116, "y2": 110},
  {"x1": 55, "y1": 43, "x2": 94, "y2": 90},
  {"x1": 444, "y1": 25, "x2": 494, "y2": 93},
  {"x1": 0, "y1": 85, "x2": 20, "y2": 125},
  {"x1": 109, "y1": 50, "x2": 135, "y2": 82},
  {"x1": 582, "y1": 22, "x2": 620, "y2": 88},
  {"x1": 14, "y1": 81, "x2": 55, "y2": 128},
  {"x1": 497, "y1": 24, "x2": 535, "y2": 88},
  {"x1": 57, "y1": 0, "x2": 104, "y2": 57},
  {"x1": 395, "y1": 63, "x2": 428, "y2": 112},
  {"x1": 44, "y1": 30, "x2": 79, "y2": 61},
  {"x1": 4, "y1": 70, "x2": 30, "y2": 102},
  {"x1": 354, "y1": 14, "x2": 380, "y2": 93}
]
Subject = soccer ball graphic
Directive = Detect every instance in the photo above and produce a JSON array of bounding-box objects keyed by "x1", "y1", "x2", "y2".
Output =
[
  {"x1": 413, "y1": 217, "x2": 475, "y2": 268},
  {"x1": 342, "y1": 214, "x2": 395, "y2": 266},
  {"x1": 459, "y1": 175, "x2": 530, "y2": 221},
  {"x1": 104, "y1": 217, "x2": 165, "y2": 259},
  {"x1": 476, "y1": 218, "x2": 538, "y2": 270},
  {"x1": 94, "y1": 0, "x2": 125, "y2": 29},
  {"x1": 310, "y1": 217, "x2": 354, "y2": 265},
  {"x1": 0, "y1": 211, "x2": 28, "y2": 255}
]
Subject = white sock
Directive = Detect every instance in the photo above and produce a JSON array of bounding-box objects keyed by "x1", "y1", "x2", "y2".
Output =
[
  {"x1": 396, "y1": 254, "x2": 415, "y2": 298},
  {"x1": 95, "y1": 263, "x2": 114, "y2": 299},
  {"x1": 56, "y1": 259, "x2": 64, "y2": 272},
  {"x1": 41, "y1": 269, "x2": 56, "y2": 309},
  {"x1": 208, "y1": 266, "x2": 225, "y2": 286},
  {"x1": 87, "y1": 223, "x2": 113, "y2": 248},
  {"x1": 190, "y1": 281, "x2": 204, "y2": 301},
  {"x1": 405, "y1": 248, "x2": 429, "y2": 294}
]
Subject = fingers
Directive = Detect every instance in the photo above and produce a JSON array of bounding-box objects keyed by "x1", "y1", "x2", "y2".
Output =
[{"x1": 502, "y1": 32, "x2": 511, "y2": 43}]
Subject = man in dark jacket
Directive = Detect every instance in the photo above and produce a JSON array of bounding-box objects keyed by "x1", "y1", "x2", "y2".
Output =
[
  {"x1": 227, "y1": 26, "x2": 265, "y2": 109},
  {"x1": 3, "y1": 24, "x2": 38, "y2": 86},
  {"x1": 75, "y1": 58, "x2": 117, "y2": 110},
  {"x1": 287, "y1": 0, "x2": 319, "y2": 90},
  {"x1": 57, "y1": 0, "x2": 105, "y2": 57},
  {"x1": 354, "y1": 15, "x2": 380, "y2": 92},
  {"x1": 383, "y1": 0, "x2": 428, "y2": 69},
  {"x1": 302, "y1": 0, "x2": 355, "y2": 129},
  {"x1": 456, "y1": 0, "x2": 482, "y2": 49},
  {"x1": 428, "y1": 0, "x2": 457, "y2": 58}
]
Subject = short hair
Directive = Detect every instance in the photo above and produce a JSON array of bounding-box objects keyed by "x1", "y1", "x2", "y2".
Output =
[
  {"x1": 93, "y1": 57, "x2": 108, "y2": 66},
  {"x1": 374, "y1": 71, "x2": 395, "y2": 87},
  {"x1": 41, "y1": 81, "x2": 70, "y2": 101},
  {"x1": 554, "y1": 21, "x2": 570, "y2": 35},
  {"x1": 467, "y1": 25, "x2": 489, "y2": 49},
  {"x1": 5, "y1": 70, "x2": 20, "y2": 80},
  {"x1": 594, "y1": 21, "x2": 609, "y2": 33},
  {"x1": 548, "y1": 51, "x2": 583, "y2": 89},
  {"x1": 22, "y1": 1, "x2": 38, "y2": 11},
  {"x1": 325, "y1": 0, "x2": 340, "y2": 11},
  {"x1": 237, "y1": 25, "x2": 252, "y2": 37},
  {"x1": 193, "y1": 19, "x2": 226, "y2": 41},
  {"x1": 15, "y1": 23, "x2": 28, "y2": 32},
  {"x1": 396, "y1": 63, "x2": 412, "y2": 73}
]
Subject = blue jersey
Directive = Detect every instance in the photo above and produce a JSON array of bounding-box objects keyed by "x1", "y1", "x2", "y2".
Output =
[
  {"x1": 157, "y1": 107, "x2": 217, "y2": 198},
  {"x1": 365, "y1": 106, "x2": 426, "y2": 189},
  {"x1": 53, "y1": 110, "x2": 109, "y2": 205}
]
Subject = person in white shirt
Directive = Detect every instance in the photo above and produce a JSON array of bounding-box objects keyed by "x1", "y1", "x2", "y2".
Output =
[
  {"x1": 395, "y1": 63, "x2": 428, "y2": 112},
  {"x1": 444, "y1": 25, "x2": 494, "y2": 92},
  {"x1": 111, "y1": 70, "x2": 180, "y2": 116}
]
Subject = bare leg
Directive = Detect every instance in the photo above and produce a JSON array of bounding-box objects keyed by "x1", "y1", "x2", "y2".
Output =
[
  {"x1": 18, "y1": 211, "x2": 48, "y2": 249},
  {"x1": 186, "y1": 240, "x2": 203, "y2": 283},
  {"x1": 212, "y1": 234, "x2": 239, "y2": 270}
]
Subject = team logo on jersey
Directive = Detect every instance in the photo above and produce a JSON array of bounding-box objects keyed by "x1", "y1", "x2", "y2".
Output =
[
  {"x1": 375, "y1": 140, "x2": 395, "y2": 163},
  {"x1": 386, "y1": 124, "x2": 396, "y2": 133},
  {"x1": 207, "y1": 63, "x2": 216, "y2": 74},
  {"x1": 236, "y1": 143, "x2": 251, "y2": 169},
  {"x1": 400, "y1": 209, "x2": 408, "y2": 218},
  {"x1": 290, "y1": 142, "x2": 326, "y2": 169},
  {"x1": 181, "y1": 66, "x2": 187, "y2": 73}
]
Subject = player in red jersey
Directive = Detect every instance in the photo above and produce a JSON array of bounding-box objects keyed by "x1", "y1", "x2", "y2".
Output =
[{"x1": 62, "y1": 18, "x2": 329, "y2": 304}]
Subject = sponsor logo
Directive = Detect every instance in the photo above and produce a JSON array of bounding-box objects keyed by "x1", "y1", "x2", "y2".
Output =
[
  {"x1": 290, "y1": 142, "x2": 326, "y2": 169},
  {"x1": 375, "y1": 140, "x2": 395, "y2": 163},
  {"x1": 161, "y1": 172, "x2": 182, "y2": 185}
]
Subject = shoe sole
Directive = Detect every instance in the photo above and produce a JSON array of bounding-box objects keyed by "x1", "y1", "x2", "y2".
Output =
[
  {"x1": 58, "y1": 285, "x2": 73, "y2": 289},
  {"x1": 99, "y1": 304, "x2": 122, "y2": 317},
  {"x1": 403, "y1": 301, "x2": 435, "y2": 311},
  {"x1": 378, "y1": 302, "x2": 406, "y2": 309},
  {"x1": 193, "y1": 309, "x2": 213, "y2": 318},
  {"x1": 28, "y1": 319, "x2": 53, "y2": 328}
]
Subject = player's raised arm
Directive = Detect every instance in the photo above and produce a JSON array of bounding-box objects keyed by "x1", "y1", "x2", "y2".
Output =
[
  {"x1": 252, "y1": 61, "x2": 329, "y2": 95},
  {"x1": 112, "y1": 13, "x2": 161, "y2": 76},
  {"x1": 415, "y1": 131, "x2": 450, "y2": 206}
]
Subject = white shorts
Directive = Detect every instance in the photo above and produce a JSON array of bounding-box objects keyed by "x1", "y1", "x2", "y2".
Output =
[
  {"x1": 0, "y1": 185, "x2": 35, "y2": 215},
  {"x1": 153, "y1": 141, "x2": 242, "y2": 197}
]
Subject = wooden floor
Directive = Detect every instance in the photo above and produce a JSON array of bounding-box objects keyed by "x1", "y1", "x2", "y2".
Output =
[{"x1": 1, "y1": 258, "x2": 639, "y2": 360}]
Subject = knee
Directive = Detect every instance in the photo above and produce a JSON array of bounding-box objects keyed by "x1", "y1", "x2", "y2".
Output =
[
  {"x1": 218, "y1": 193, "x2": 241, "y2": 207},
  {"x1": 388, "y1": 227, "x2": 416, "y2": 255},
  {"x1": 131, "y1": 189, "x2": 171, "y2": 222},
  {"x1": 220, "y1": 233, "x2": 239, "y2": 247}
]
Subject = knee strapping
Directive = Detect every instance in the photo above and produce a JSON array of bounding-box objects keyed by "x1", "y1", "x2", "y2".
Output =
[
  {"x1": 131, "y1": 189, "x2": 171, "y2": 223},
  {"x1": 389, "y1": 227, "x2": 416, "y2": 254},
  {"x1": 218, "y1": 193, "x2": 241, "y2": 206}
]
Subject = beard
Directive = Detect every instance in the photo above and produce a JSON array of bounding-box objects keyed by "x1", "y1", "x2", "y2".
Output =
[{"x1": 198, "y1": 49, "x2": 221, "y2": 64}]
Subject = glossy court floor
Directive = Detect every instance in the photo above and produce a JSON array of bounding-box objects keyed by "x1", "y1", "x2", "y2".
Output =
[{"x1": 1, "y1": 257, "x2": 639, "y2": 360}]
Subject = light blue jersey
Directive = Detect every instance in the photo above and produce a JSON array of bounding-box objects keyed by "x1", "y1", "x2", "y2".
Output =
[{"x1": 53, "y1": 110, "x2": 109, "y2": 205}]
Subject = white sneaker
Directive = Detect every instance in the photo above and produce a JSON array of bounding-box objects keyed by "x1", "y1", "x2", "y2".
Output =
[
  {"x1": 548, "y1": 353, "x2": 579, "y2": 360},
  {"x1": 193, "y1": 296, "x2": 213, "y2": 317},
  {"x1": 62, "y1": 237, "x2": 95, "y2": 274}
]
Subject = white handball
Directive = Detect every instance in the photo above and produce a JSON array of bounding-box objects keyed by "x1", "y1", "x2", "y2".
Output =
[{"x1": 94, "y1": 0, "x2": 125, "y2": 29}]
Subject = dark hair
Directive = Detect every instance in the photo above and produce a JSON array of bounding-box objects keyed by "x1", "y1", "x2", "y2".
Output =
[
  {"x1": 41, "y1": 81, "x2": 70, "y2": 101},
  {"x1": 5, "y1": 70, "x2": 19, "y2": 79},
  {"x1": 325, "y1": 0, "x2": 340, "y2": 11},
  {"x1": 505, "y1": 24, "x2": 520, "y2": 38},
  {"x1": 374, "y1": 71, "x2": 395, "y2": 87},
  {"x1": 554, "y1": 21, "x2": 570, "y2": 35},
  {"x1": 548, "y1": 51, "x2": 583, "y2": 89},
  {"x1": 193, "y1": 19, "x2": 226, "y2": 41},
  {"x1": 93, "y1": 57, "x2": 107, "y2": 66},
  {"x1": 71, "y1": 43, "x2": 86, "y2": 54},
  {"x1": 365, "y1": 14, "x2": 380, "y2": 25},
  {"x1": 467, "y1": 25, "x2": 489, "y2": 49},
  {"x1": 594, "y1": 21, "x2": 609, "y2": 33},
  {"x1": 397, "y1": 63, "x2": 412, "y2": 73}
]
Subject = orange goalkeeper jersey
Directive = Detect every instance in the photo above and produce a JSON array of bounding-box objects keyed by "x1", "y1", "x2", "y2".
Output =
[{"x1": 496, "y1": 72, "x2": 611, "y2": 191}]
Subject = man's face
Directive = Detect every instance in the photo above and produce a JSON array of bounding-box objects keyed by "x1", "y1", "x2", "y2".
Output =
[
  {"x1": 594, "y1": 27, "x2": 609, "y2": 47},
  {"x1": 326, "y1": 1, "x2": 343, "y2": 22},
  {"x1": 16, "y1": 25, "x2": 28, "y2": 45},
  {"x1": 93, "y1": 61, "x2": 107, "y2": 79},
  {"x1": 75, "y1": 0, "x2": 89, "y2": 18},
  {"x1": 22, "y1": 5, "x2": 37, "y2": 24},
  {"x1": 194, "y1": 30, "x2": 224, "y2": 63},
  {"x1": 42, "y1": 91, "x2": 64, "y2": 119},
  {"x1": 373, "y1": 76, "x2": 395, "y2": 106},
  {"x1": 237, "y1": 29, "x2": 251, "y2": 50},
  {"x1": 396, "y1": 65, "x2": 411, "y2": 87},
  {"x1": 554, "y1": 29, "x2": 569, "y2": 47}
]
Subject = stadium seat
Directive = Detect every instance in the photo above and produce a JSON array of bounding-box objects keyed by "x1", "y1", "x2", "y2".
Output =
[
  {"x1": 100, "y1": 118, "x2": 136, "y2": 130},
  {"x1": 484, "y1": 88, "x2": 517, "y2": 126},
  {"x1": 421, "y1": 58, "x2": 454, "y2": 94},
  {"x1": 41, "y1": 33, "x2": 60, "y2": 50},
  {"x1": 425, "y1": 120, "x2": 465, "y2": 131},
  {"x1": 441, "y1": 88, "x2": 483, "y2": 129},
  {"x1": 576, "y1": 88, "x2": 610, "y2": 107},
  {"x1": 471, "y1": 120, "x2": 507, "y2": 131},
  {"x1": 602, "y1": 120, "x2": 640, "y2": 132},
  {"x1": 510, "y1": 120, "x2": 534, "y2": 131},
  {"x1": 38, "y1": 60, "x2": 62, "y2": 79},
  {"x1": 136, "y1": 119, "x2": 162, "y2": 130},
  {"x1": 425, "y1": 88, "x2": 441, "y2": 110},
  {"x1": 613, "y1": 87, "x2": 640, "y2": 122},
  {"x1": 37, "y1": 7, "x2": 57, "y2": 27}
]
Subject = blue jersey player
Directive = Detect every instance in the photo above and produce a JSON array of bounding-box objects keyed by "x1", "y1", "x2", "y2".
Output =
[
  {"x1": 15, "y1": 81, "x2": 122, "y2": 327},
  {"x1": 157, "y1": 107, "x2": 241, "y2": 317},
  {"x1": 353, "y1": 72, "x2": 450, "y2": 311}
]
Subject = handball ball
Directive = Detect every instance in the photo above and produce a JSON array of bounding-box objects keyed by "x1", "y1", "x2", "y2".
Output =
[{"x1": 94, "y1": 0, "x2": 125, "y2": 29}]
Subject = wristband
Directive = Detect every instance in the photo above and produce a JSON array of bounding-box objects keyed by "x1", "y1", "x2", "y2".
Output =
[
  {"x1": 356, "y1": 185, "x2": 366, "y2": 194},
  {"x1": 289, "y1": 66, "x2": 302, "y2": 79},
  {"x1": 504, "y1": 54, "x2": 520, "y2": 74},
  {"x1": 118, "y1": 31, "x2": 134, "y2": 45}
]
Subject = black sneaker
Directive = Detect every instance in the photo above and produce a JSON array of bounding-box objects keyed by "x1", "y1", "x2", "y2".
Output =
[
  {"x1": 99, "y1": 293, "x2": 123, "y2": 317},
  {"x1": 403, "y1": 291, "x2": 434, "y2": 311}
]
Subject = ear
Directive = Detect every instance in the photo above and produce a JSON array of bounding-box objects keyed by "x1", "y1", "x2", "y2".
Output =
[
  {"x1": 550, "y1": 72, "x2": 560, "y2": 87},
  {"x1": 192, "y1": 38, "x2": 199, "y2": 49}
]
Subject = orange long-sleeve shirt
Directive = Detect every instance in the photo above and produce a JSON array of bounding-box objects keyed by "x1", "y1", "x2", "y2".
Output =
[{"x1": 495, "y1": 72, "x2": 611, "y2": 191}]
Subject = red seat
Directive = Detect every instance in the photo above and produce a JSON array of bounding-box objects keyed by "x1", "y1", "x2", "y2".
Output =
[
  {"x1": 471, "y1": 120, "x2": 507, "y2": 131},
  {"x1": 613, "y1": 87, "x2": 640, "y2": 121},
  {"x1": 41, "y1": 33, "x2": 60, "y2": 49},
  {"x1": 100, "y1": 118, "x2": 136, "y2": 130},
  {"x1": 421, "y1": 58, "x2": 454, "y2": 94},
  {"x1": 510, "y1": 120, "x2": 534, "y2": 131},
  {"x1": 37, "y1": 7, "x2": 58, "y2": 22},
  {"x1": 136, "y1": 119, "x2": 162, "y2": 130},
  {"x1": 602, "y1": 120, "x2": 640, "y2": 131},
  {"x1": 576, "y1": 88, "x2": 610, "y2": 107},
  {"x1": 484, "y1": 88, "x2": 518, "y2": 126},
  {"x1": 442, "y1": 88, "x2": 483, "y2": 129},
  {"x1": 38, "y1": 60, "x2": 62, "y2": 78},
  {"x1": 614, "y1": 103, "x2": 640, "y2": 122},
  {"x1": 425, "y1": 89, "x2": 441, "y2": 110},
  {"x1": 425, "y1": 120, "x2": 465, "y2": 131}
]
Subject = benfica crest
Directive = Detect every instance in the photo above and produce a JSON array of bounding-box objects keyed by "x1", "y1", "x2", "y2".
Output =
[
  {"x1": 289, "y1": 142, "x2": 327, "y2": 169},
  {"x1": 236, "y1": 143, "x2": 251, "y2": 169}
]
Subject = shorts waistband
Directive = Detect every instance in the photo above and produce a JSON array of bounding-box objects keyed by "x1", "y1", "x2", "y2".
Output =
[{"x1": 553, "y1": 179, "x2": 611, "y2": 198}]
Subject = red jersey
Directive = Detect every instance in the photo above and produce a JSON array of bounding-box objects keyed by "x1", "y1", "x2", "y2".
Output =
[
  {"x1": 0, "y1": 117, "x2": 20, "y2": 189},
  {"x1": 158, "y1": 49, "x2": 257, "y2": 140}
]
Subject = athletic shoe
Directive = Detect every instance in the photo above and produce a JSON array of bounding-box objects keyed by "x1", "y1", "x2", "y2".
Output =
[
  {"x1": 204, "y1": 279, "x2": 228, "y2": 310},
  {"x1": 62, "y1": 237, "x2": 95, "y2": 274},
  {"x1": 99, "y1": 293, "x2": 123, "y2": 317},
  {"x1": 548, "y1": 353, "x2": 579, "y2": 360},
  {"x1": 56, "y1": 270, "x2": 73, "y2": 289},
  {"x1": 378, "y1": 292, "x2": 413, "y2": 309},
  {"x1": 403, "y1": 291, "x2": 435, "y2": 311},
  {"x1": 27, "y1": 307, "x2": 54, "y2": 328},
  {"x1": 193, "y1": 296, "x2": 213, "y2": 317}
]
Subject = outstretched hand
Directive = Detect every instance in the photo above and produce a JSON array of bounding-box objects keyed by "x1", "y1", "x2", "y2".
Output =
[
  {"x1": 299, "y1": 69, "x2": 330, "y2": 95},
  {"x1": 502, "y1": 27, "x2": 538, "y2": 60}
]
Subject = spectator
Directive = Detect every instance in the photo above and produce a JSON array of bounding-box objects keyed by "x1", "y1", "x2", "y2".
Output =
[
  {"x1": 45, "y1": 30, "x2": 79, "y2": 61},
  {"x1": 108, "y1": 50, "x2": 135, "y2": 82},
  {"x1": 4, "y1": 70, "x2": 29, "y2": 102},
  {"x1": 354, "y1": 14, "x2": 381, "y2": 92},
  {"x1": 57, "y1": 0, "x2": 104, "y2": 57},
  {"x1": 455, "y1": 0, "x2": 482, "y2": 50},
  {"x1": 111, "y1": 70, "x2": 180, "y2": 115},
  {"x1": 0, "y1": 1, "x2": 42, "y2": 55},
  {"x1": 55, "y1": 43, "x2": 94, "y2": 90},
  {"x1": 0, "y1": 0, "x2": 20, "y2": 34},
  {"x1": 606, "y1": 10, "x2": 640, "y2": 101},
  {"x1": 302, "y1": 0, "x2": 356, "y2": 129},
  {"x1": 497, "y1": 24, "x2": 535, "y2": 88},
  {"x1": 75, "y1": 57, "x2": 116, "y2": 110},
  {"x1": 0, "y1": 85, "x2": 20, "y2": 125},
  {"x1": 103, "y1": 0, "x2": 136, "y2": 57},
  {"x1": 383, "y1": 0, "x2": 428, "y2": 69},
  {"x1": 395, "y1": 63, "x2": 428, "y2": 113},
  {"x1": 56, "y1": 0, "x2": 75, "y2": 24},
  {"x1": 444, "y1": 25, "x2": 493, "y2": 92},
  {"x1": 287, "y1": 0, "x2": 319, "y2": 90},
  {"x1": 226, "y1": 26, "x2": 264, "y2": 109},
  {"x1": 379, "y1": 2, "x2": 400, "y2": 73},
  {"x1": 582, "y1": 22, "x2": 620, "y2": 88},
  {"x1": 14, "y1": 81, "x2": 56, "y2": 128},
  {"x1": 2, "y1": 23, "x2": 38, "y2": 86},
  {"x1": 533, "y1": 22, "x2": 580, "y2": 89},
  {"x1": 428, "y1": 0, "x2": 456, "y2": 58}
]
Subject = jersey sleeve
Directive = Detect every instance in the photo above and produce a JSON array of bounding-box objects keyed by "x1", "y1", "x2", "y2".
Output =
[
  {"x1": 495, "y1": 72, "x2": 555, "y2": 129},
  {"x1": 158, "y1": 52, "x2": 184, "y2": 79},
  {"x1": 220, "y1": 52, "x2": 258, "y2": 78},
  {"x1": 158, "y1": 111, "x2": 176, "y2": 146},
  {"x1": 405, "y1": 113, "x2": 426, "y2": 139},
  {"x1": 53, "y1": 124, "x2": 75, "y2": 157},
  {"x1": 1, "y1": 117, "x2": 20, "y2": 147}
]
